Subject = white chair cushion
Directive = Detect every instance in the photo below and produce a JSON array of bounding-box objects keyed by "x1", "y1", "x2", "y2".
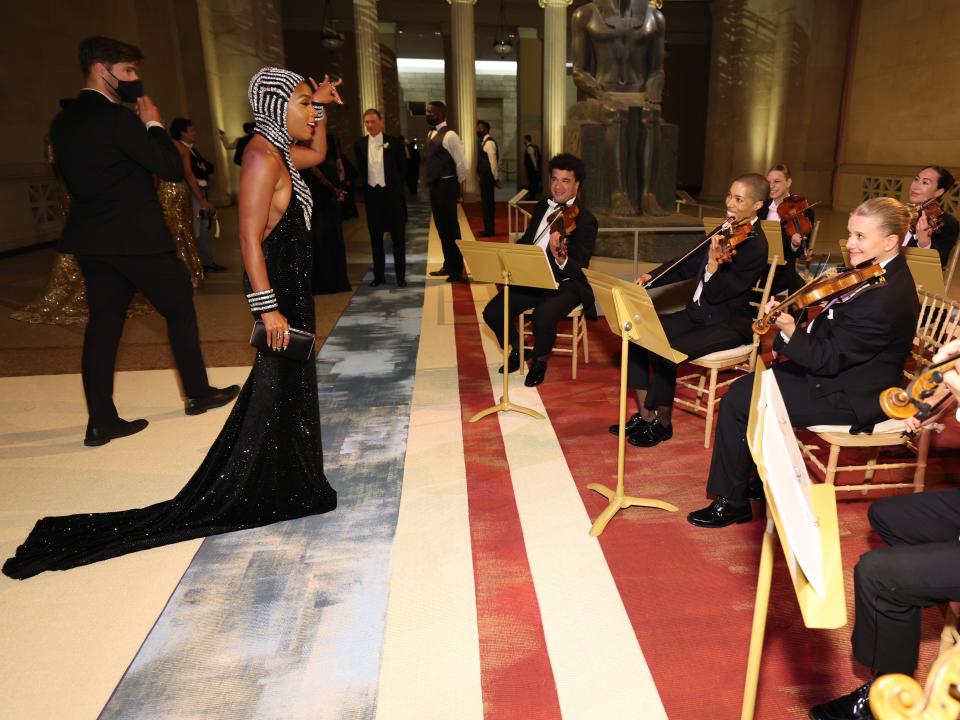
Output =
[
  {"x1": 695, "y1": 344, "x2": 753, "y2": 362},
  {"x1": 807, "y1": 418, "x2": 904, "y2": 435}
]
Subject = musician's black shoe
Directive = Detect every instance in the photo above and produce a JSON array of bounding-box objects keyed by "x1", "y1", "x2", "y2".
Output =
[
  {"x1": 499, "y1": 350, "x2": 521, "y2": 374},
  {"x1": 445, "y1": 275, "x2": 468, "y2": 283},
  {"x1": 429, "y1": 267, "x2": 449, "y2": 277},
  {"x1": 627, "y1": 419, "x2": 672, "y2": 447},
  {"x1": 524, "y1": 360, "x2": 548, "y2": 387},
  {"x1": 84, "y1": 417, "x2": 149, "y2": 447},
  {"x1": 808, "y1": 680, "x2": 875, "y2": 720},
  {"x1": 687, "y1": 497, "x2": 752, "y2": 528},
  {"x1": 396, "y1": 278, "x2": 407, "y2": 287},
  {"x1": 608, "y1": 412, "x2": 653, "y2": 437}
]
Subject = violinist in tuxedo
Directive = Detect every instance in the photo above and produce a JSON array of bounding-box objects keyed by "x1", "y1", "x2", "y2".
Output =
[
  {"x1": 481, "y1": 153, "x2": 598, "y2": 387},
  {"x1": 688, "y1": 197, "x2": 920, "y2": 531},
  {"x1": 610, "y1": 174, "x2": 770, "y2": 448},
  {"x1": 761, "y1": 163, "x2": 813, "y2": 294},
  {"x1": 52, "y1": 36, "x2": 238, "y2": 446},
  {"x1": 901, "y1": 165, "x2": 958, "y2": 268},
  {"x1": 354, "y1": 108, "x2": 408, "y2": 286}
]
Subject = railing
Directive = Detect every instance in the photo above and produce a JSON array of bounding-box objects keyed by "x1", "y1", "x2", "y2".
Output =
[
  {"x1": 507, "y1": 189, "x2": 537, "y2": 240},
  {"x1": 596, "y1": 226, "x2": 705, "y2": 278}
]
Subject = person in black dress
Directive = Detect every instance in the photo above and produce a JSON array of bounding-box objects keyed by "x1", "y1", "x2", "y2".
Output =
[
  {"x1": 3, "y1": 67, "x2": 341, "y2": 580},
  {"x1": 302, "y1": 132, "x2": 351, "y2": 294}
]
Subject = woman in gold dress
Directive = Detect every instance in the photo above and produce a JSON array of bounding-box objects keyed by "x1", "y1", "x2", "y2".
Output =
[{"x1": 157, "y1": 174, "x2": 204, "y2": 288}]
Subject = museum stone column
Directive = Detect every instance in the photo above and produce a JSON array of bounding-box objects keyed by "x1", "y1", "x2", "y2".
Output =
[
  {"x1": 540, "y1": 0, "x2": 572, "y2": 166},
  {"x1": 448, "y1": 0, "x2": 478, "y2": 196},
  {"x1": 354, "y1": 0, "x2": 384, "y2": 119}
]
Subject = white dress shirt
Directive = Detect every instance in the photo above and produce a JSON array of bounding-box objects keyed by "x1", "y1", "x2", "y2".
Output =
[
  {"x1": 532, "y1": 198, "x2": 574, "y2": 270},
  {"x1": 766, "y1": 200, "x2": 781, "y2": 222},
  {"x1": 481, "y1": 134, "x2": 499, "y2": 181},
  {"x1": 367, "y1": 132, "x2": 386, "y2": 187},
  {"x1": 429, "y1": 121, "x2": 468, "y2": 183}
]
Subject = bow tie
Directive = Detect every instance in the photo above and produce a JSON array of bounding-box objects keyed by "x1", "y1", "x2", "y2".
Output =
[{"x1": 547, "y1": 198, "x2": 572, "y2": 209}]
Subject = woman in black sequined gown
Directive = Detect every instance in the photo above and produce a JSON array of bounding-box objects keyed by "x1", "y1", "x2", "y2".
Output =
[{"x1": 3, "y1": 69, "x2": 341, "y2": 580}]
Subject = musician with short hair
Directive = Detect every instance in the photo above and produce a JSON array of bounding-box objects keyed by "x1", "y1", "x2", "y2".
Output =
[
  {"x1": 481, "y1": 153, "x2": 598, "y2": 388},
  {"x1": 688, "y1": 197, "x2": 920, "y2": 529},
  {"x1": 608, "y1": 174, "x2": 769, "y2": 448},
  {"x1": 762, "y1": 163, "x2": 814, "y2": 294},
  {"x1": 902, "y1": 165, "x2": 957, "y2": 268}
]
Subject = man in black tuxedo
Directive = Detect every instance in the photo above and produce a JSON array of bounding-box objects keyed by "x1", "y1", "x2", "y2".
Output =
[
  {"x1": 476, "y1": 120, "x2": 500, "y2": 237},
  {"x1": 423, "y1": 101, "x2": 468, "y2": 282},
  {"x1": 901, "y1": 165, "x2": 958, "y2": 269},
  {"x1": 808, "y1": 339, "x2": 960, "y2": 720},
  {"x1": 688, "y1": 197, "x2": 920, "y2": 530},
  {"x1": 52, "y1": 36, "x2": 238, "y2": 446},
  {"x1": 354, "y1": 108, "x2": 408, "y2": 286},
  {"x1": 482, "y1": 153, "x2": 598, "y2": 387},
  {"x1": 613, "y1": 174, "x2": 770, "y2": 448}
]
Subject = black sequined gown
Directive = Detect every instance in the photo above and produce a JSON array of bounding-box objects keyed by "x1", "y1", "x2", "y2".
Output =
[{"x1": 3, "y1": 198, "x2": 337, "y2": 580}]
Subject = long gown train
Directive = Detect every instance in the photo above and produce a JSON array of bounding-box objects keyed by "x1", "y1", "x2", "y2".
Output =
[{"x1": 3, "y1": 198, "x2": 337, "y2": 580}]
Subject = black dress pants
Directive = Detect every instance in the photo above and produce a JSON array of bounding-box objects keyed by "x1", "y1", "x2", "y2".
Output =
[
  {"x1": 429, "y1": 177, "x2": 463, "y2": 279},
  {"x1": 76, "y1": 252, "x2": 210, "y2": 426},
  {"x1": 482, "y1": 281, "x2": 582, "y2": 360},
  {"x1": 479, "y1": 174, "x2": 496, "y2": 234},
  {"x1": 365, "y1": 185, "x2": 407, "y2": 282},
  {"x1": 851, "y1": 489, "x2": 960, "y2": 675},
  {"x1": 705, "y1": 361, "x2": 858, "y2": 503},
  {"x1": 626, "y1": 310, "x2": 748, "y2": 409}
]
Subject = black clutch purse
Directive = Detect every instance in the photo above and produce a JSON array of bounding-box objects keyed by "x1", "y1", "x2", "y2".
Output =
[{"x1": 249, "y1": 320, "x2": 315, "y2": 361}]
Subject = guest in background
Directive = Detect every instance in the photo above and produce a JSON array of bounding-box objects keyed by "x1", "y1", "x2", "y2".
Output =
[
  {"x1": 477, "y1": 120, "x2": 500, "y2": 237},
  {"x1": 339, "y1": 152, "x2": 361, "y2": 220},
  {"x1": 219, "y1": 121, "x2": 255, "y2": 166},
  {"x1": 355, "y1": 108, "x2": 408, "y2": 287},
  {"x1": 524, "y1": 134, "x2": 542, "y2": 199},
  {"x1": 303, "y1": 132, "x2": 351, "y2": 294},
  {"x1": 424, "y1": 101, "x2": 467, "y2": 282},
  {"x1": 405, "y1": 136, "x2": 420, "y2": 195}
]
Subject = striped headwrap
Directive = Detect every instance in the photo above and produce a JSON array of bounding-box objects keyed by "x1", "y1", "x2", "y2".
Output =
[{"x1": 247, "y1": 67, "x2": 313, "y2": 229}]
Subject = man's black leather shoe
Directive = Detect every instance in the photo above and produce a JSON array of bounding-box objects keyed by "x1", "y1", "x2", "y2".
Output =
[
  {"x1": 524, "y1": 360, "x2": 548, "y2": 387},
  {"x1": 397, "y1": 278, "x2": 407, "y2": 287},
  {"x1": 808, "y1": 680, "x2": 874, "y2": 720},
  {"x1": 609, "y1": 412, "x2": 653, "y2": 437},
  {"x1": 446, "y1": 276, "x2": 467, "y2": 283},
  {"x1": 369, "y1": 279, "x2": 385, "y2": 287},
  {"x1": 429, "y1": 268, "x2": 449, "y2": 276},
  {"x1": 185, "y1": 385, "x2": 240, "y2": 416},
  {"x1": 627, "y1": 419, "x2": 672, "y2": 447},
  {"x1": 687, "y1": 497, "x2": 752, "y2": 528},
  {"x1": 84, "y1": 417, "x2": 149, "y2": 447},
  {"x1": 499, "y1": 350, "x2": 521, "y2": 374}
]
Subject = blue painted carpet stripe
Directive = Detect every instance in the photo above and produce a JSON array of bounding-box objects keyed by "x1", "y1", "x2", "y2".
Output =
[{"x1": 99, "y1": 201, "x2": 432, "y2": 720}]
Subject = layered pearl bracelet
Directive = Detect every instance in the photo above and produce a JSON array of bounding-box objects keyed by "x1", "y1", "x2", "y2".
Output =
[{"x1": 246, "y1": 288, "x2": 278, "y2": 313}]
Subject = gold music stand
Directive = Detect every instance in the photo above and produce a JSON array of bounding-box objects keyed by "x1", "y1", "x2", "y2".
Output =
[
  {"x1": 581, "y1": 269, "x2": 681, "y2": 536},
  {"x1": 457, "y1": 239, "x2": 559, "y2": 423},
  {"x1": 740, "y1": 360, "x2": 847, "y2": 720}
]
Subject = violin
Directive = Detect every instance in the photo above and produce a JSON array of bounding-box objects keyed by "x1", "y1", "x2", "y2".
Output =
[
  {"x1": 549, "y1": 201, "x2": 580, "y2": 262},
  {"x1": 645, "y1": 218, "x2": 751, "y2": 288},
  {"x1": 909, "y1": 197, "x2": 945, "y2": 234},
  {"x1": 777, "y1": 194, "x2": 818, "y2": 258},
  {"x1": 879, "y1": 351, "x2": 960, "y2": 420},
  {"x1": 752, "y1": 261, "x2": 886, "y2": 334}
]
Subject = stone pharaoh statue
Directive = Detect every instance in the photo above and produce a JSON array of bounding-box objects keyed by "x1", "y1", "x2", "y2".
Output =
[{"x1": 571, "y1": 0, "x2": 668, "y2": 215}]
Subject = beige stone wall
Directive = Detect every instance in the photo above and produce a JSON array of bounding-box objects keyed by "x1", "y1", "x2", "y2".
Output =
[{"x1": 834, "y1": 0, "x2": 960, "y2": 211}]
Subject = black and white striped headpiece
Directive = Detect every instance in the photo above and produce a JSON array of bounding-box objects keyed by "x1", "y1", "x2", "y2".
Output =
[{"x1": 248, "y1": 67, "x2": 313, "y2": 229}]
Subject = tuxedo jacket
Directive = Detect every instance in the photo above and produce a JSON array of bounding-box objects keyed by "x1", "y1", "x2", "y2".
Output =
[
  {"x1": 759, "y1": 197, "x2": 813, "y2": 261},
  {"x1": 51, "y1": 90, "x2": 183, "y2": 255},
  {"x1": 518, "y1": 199, "x2": 599, "y2": 309},
  {"x1": 353, "y1": 133, "x2": 407, "y2": 197},
  {"x1": 773, "y1": 252, "x2": 920, "y2": 425},
  {"x1": 648, "y1": 221, "x2": 769, "y2": 341},
  {"x1": 187, "y1": 144, "x2": 215, "y2": 183},
  {"x1": 903, "y1": 210, "x2": 958, "y2": 268}
]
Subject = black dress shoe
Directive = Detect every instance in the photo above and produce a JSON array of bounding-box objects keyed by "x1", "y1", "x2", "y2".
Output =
[
  {"x1": 627, "y1": 419, "x2": 672, "y2": 447},
  {"x1": 608, "y1": 412, "x2": 653, "y2": 437},
  {"x1": 185, "y1": 385, "x2": 240, "y2": 416},
  {"x1": 84, "y1": 417, "x2": 149, "y2": 447},
  {"x1": 446, "y1": 276, "x2": 467, "y2": 283},
  {"x1": 369, "y1": 279, "x2": 385, "y2": 287},
  {"x1": 809, "y1": 680, "x2": 874, "y2": 720},
  {"x1": 397, "y1": 278, "x2": 407, "y2": 287},
  {"x1": 687, "y1": 497, "x2": 752, "y2": 528},
  {"x1": 429, "y1": 268, "x2": 449, "y2": 277},
  {"x1": 524, "y1": 360, "x2": 548, "y2": 387},
  {"x1": 499, "y1": 350, "x2": 521, "y2": 374}
]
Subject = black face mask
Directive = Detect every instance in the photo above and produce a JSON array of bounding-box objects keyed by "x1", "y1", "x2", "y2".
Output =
[
  {"x1": 108, "y1": 70, "x2": 143, "y2": 103},
  {"x1": 425, "y1": 114, "x2": 438, "y2": 127}
]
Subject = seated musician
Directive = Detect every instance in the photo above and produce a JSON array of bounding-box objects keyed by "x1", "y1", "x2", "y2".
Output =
[
  {"x1": 761, "y1": 163, "x2": 813, "y2": 294},
  {"x1": 481, "y1": 153, "x2": 598, "y2": 387},
  {"x1": 607, "y1": 173, "x2": 769, "y2": 448},
  {"x1": 902, "y1": 165, "x2": 957, "y2": 268},
  {"x1": 688, "y1": 197, "x2": 920, "y2": 529},
  {"x1": 809, "y1": 338, "x2": 960, "y2": 720}
]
